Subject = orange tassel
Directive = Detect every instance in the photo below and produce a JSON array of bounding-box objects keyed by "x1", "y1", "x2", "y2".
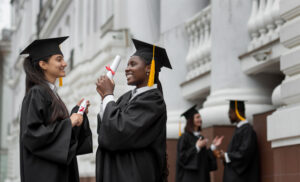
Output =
[
  {"x1": 235, "y1": 100, "x2": 245, "y2": 121},
  {"x1": 147, "y1": 45, "x2": 155, "y2": 87},
  {"x1": 59, "y1": 77, "x2": 63, "y2": 87},
  {"x1": 179, "y1": 120, "x2": 182, "y2": 137}
]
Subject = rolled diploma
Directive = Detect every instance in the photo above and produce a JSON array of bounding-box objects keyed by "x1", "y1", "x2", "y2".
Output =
[
  {"x1": 77, "y1": 99, "x2": 87, "y2": 115},
  {"x1": 106, "y1": 55, "x2": 121, "y2": 80}
]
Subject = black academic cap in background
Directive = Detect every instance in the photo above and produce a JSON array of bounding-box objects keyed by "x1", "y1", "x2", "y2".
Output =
[
  {"x1": 229, "y1": 100, "x2": 245, "y2": 112},
  {"x1": 181, "y1": 105, "x2": 199, "y2": 120}
]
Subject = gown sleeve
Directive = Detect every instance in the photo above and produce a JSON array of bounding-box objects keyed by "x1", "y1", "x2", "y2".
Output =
[
  {"x1": 70, "y1": 106, "x2": 93, "y2": 155},
  {"x1": 21, "y1": 87, "x2": 74, "y2": 165},
  {"x1": 97, "y1": 92, "x2": 166, "y2": 151},
  {"x1": 207, "y1": 149, "x2": 217, "y2": 171},
  {"x1": 227, "y1": 126, "x2": 257, "y2": 175},
  {"x1": 176, "y1": 134, "x2": 198, "y2": 170}
]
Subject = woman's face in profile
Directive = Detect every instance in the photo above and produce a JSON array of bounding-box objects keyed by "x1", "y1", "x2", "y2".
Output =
[
  {"x1": 39, "y1": 54, "x2": 67, "y2": 79},
  {"x1": 125, "y1": 56, "x2": 149, "y2": 87},
  {"x1": 193, "y1": 113, "x2": 202, "y2": 128}
]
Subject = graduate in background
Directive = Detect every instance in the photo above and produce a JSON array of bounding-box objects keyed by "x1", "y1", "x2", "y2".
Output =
[
  {"x1": 217, "y1": 100, "x2": 260, "y2": 182},
  {"x1": 95, "y1": 39, "x2": 172, "y2": 182},
  {"x1": 176, "y1": 105, "x2": 223, "y2": 182},
  {"x1": 19, "y1": 37, "x2": 93, "y2": 182}
]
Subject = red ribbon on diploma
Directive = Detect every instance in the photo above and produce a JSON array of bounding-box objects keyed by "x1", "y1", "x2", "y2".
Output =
[
  {"x1": 105, "y1": 66, "x2": 115, "y2": 75},
  {"x1": 79, "y1": 106, "x2": 85, "y2": 112}
]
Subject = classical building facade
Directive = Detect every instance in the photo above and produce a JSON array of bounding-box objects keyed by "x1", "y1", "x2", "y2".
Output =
[
  {"x1": 2, "y1": 0, "x2": 300, "y2": 182},
  {"x1": 0, "y1": 29, "x2": 11, "y2": 182}
]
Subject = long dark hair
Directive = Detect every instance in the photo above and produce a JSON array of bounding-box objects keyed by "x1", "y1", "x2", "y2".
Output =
[
  {"x1": 184, "y1": 113, "x2": 201, "y2": 133},
  {"x1": 23, "y1": 56, "x2": 69, "y2": 123}
]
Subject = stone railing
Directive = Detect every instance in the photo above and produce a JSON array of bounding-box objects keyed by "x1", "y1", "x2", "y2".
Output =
[
  {"x1": 185, "y1": 5, "x2": 211, "y2": 81},
  {"x1": 38, "y1": 0, "x2": 71, "y2": 38},
  {"x1": 37, "y1": 0, "x2": 55, "y2": 34},
  {"x1": 247, "y1": 0, "x2": 285, "y2": 51}
]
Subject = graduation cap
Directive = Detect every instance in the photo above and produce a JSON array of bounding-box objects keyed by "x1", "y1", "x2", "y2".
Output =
[
  {"x1": 181, "y1": 105, "x2": 199, "y2": 120},
  {"x1": 132, "y1": 38, "x2": 172, "y2": 87},
  {"x1": 229, "y1": 100, "x2": 246, "y2": 121},
  {"x1": 20, "y1": 36, "x2": 69, "y2": 62}
]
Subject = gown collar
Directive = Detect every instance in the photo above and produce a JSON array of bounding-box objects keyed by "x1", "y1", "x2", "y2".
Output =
[
  {"x1": 237, "y1": 120, "x2": 249, "y2": 128},
  {"x1": 193, "y1": 131, "x2": 201, "y2": 137},
  {"x1": 130, "y1": 84, "x2": 157, "y2": 101},
  {"x1": 47, "y1": 82, "x2": 58, "y2": 97}
]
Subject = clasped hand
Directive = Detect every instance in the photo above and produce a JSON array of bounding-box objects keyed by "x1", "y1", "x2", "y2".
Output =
[
  {"x1": 96, "y1": 75, "x2": 115, "y2": 100},
  {"x1": 70, "y1": 98, "x2": 91, "y2": 127}
]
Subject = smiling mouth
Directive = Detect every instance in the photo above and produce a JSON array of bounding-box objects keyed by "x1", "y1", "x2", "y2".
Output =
[
  {"x1": 126, "y1": 76, "x2": 133, "y2": 81},
  {"x1": 126, "y1": 73, "x2": 133, "y2": 79}
]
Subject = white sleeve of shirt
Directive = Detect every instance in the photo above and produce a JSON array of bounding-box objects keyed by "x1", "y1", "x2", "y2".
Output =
[
  {"x1": 195, "y1": 143, "x2": 201, "y2": 153},
  {"x1": 210, "y1": 144, "x2": 217, "y2": 151},
  {"x1": 195, "y1": 144, "x2": 216, "y2": 153},
  {"x1": 224, "y1": 152, "x2": 231, "y2": 163},
  {"x1": 103, "y1": 95, "x2": 114, "y2": 111},
  {"x1": 99, "y1": 102, "x2": 103, "y2": 120},
  {"x1": 99, "y1": 95, "x2": 115, "y2": 120}
]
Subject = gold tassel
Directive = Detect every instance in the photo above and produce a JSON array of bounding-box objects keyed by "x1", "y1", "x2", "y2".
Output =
[
  {"x1": 59, "y1": 77, "x2": 63, "y2": 87},
  {"x1": 147, "y1": 45, "x2": 155, "y2": 87},
  {"x1": 235, "y1": 100, "x2": 245, "y2": 121},
  {"x1": 58, "y1": 44, "x2": 63, "y2": 87},
  {"x1": 179, "y1": 120, "x2": 182, "y2": 137}
]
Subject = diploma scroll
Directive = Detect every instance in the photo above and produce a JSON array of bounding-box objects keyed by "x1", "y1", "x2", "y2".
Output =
[
  {"x1": 106, "y1": 55, "x2": 121, "y2": 80},
  {"x1": 78, "y1": 99, "x2": 87, "y2": 115}
]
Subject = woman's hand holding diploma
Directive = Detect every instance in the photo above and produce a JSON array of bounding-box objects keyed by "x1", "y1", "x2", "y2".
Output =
[{"x1": 96, "y1": 76, "x2": 115, "y2": 100}]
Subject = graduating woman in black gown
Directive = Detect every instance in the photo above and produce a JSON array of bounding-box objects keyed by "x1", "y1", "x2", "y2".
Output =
[
  {"x1": 95, "y1": 39, "x2": 172, "y2": 182},
  {"x1": 176, "y1": 105, "x2": 223, "y2": 182},
  {"x1": 19, "y1": 37, "x2": 93, "y2": 182}
]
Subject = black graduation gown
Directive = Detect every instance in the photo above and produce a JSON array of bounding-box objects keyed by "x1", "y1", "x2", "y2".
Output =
[
  {"x1": 96, "y1": 89, "x2": 167, "y2": 182},
  {"x1": 223, "y1": 123, "x2": 260, "y2": 182},
  {"x1": 175, "y1": 132, "x2": 217, "y2": 182},
  {"x1": 19, "y1": 85, "x2": 93, "y2": 182}
]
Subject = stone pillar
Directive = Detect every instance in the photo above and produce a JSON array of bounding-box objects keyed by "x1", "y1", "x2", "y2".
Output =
[
  {"x1": 160, "y1": 0, "x2": 210, "y2": 138},
  {"x1": 267, "y1": 0, "x2": 300, "y2": 148},
  {"x1": 200, "y1": 0, "x2": 275, "y2": 127},
  {"x1": 160, "y1": 1, "x2": 210, "y2": 181},
  {"x1": 126, "y1": 0, "x2": 160, "y2": 42}
]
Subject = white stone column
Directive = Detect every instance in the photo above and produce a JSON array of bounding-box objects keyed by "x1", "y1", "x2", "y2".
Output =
[
  {"x1": 267, "y1": 0, "x2": 300, "y2": 148},
  {"x1": 126, "y1": 0, "x2": 160, "y2": 42},
  {"x1": 200, "y1": 0, "x2": 275, "y2": 127},
  {"x1": 160, "y1": 0, "x2": 210, "y2": 138}
]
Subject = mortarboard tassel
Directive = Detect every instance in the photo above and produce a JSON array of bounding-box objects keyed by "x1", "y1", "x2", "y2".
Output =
[
  {"x1": 235, "y1": 100, "x2": 245, "y2": 121},
  {"x1": 58, "y1": 44, "x2": 63, "y2": 87},
  {"x1": 147, "y1": 45, "x2": 155, "y2": 87},
  {"x1": 59, "y1": 77, "x2": 63, "y2": 87},
  {"x1": 179, "y1": 120, "x2": 182, "y2": 136}
]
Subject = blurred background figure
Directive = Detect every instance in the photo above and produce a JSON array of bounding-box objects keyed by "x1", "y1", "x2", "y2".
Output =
[
  {"x1": 217, "y1": 100, "x2": 259, "y2": 182},
  {"x1": 176, "y1": 105, "x2": 223, "y2": 182}
]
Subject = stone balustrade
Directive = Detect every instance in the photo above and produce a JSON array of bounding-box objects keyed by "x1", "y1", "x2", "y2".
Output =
[
  {"x1": 247, "y1": 0, "x2": 285, "y2": 51},
  {"x1": 185, "y1": 5, "x2": 211, "y2": 81}
]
